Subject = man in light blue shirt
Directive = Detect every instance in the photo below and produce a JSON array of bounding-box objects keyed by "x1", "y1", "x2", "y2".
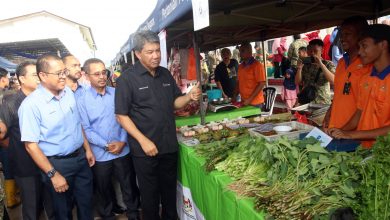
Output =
[
  {"x1": 18, "y1": 54, "x2": 95, "y2": 220},
  {"x1": 63, "y1": 54, "x2": 87, "y2": 99},
  {"x1": 77, "y1": 58, "x2": 140, "y2": 220}
]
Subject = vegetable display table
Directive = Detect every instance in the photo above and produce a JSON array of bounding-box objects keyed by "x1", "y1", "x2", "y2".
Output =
[
  {"x1": 177, "y1": 143, "x2": 265, "y2": 220},
  {"x1": 175, "y1": 106, "x2": 261, "y2": 127},
  {"x1": 176, "y1": 108, "x2": 264, "y2": 220}
]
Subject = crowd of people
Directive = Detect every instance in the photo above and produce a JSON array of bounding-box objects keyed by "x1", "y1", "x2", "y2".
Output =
[
  {"x1": 0, "y1": 31, "x2": 201, "y2": 220},
  {"x1": 0, "y1": 15, "x2": 390, "y2": 220},
  {"x1": 195, "y1": 15, "x2": 390, "y2": 150}
]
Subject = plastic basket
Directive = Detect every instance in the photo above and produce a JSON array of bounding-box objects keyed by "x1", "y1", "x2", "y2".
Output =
[{"x1": 206, "y1": 89, "x2": 222, "y2": 101}]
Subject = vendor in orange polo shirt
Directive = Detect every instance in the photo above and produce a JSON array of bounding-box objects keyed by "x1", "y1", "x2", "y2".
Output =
[
  {"x1": 235, "y1": 42, "x2": 266, "y2": 106},
  {"x1": 324, "y1": 16, "x2": 370, "y2": 129},
  {"x1": 328, "y1": 24, "x2": 390, "y2": 148}
]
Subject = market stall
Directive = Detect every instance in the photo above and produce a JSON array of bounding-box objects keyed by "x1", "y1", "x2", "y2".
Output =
[
  {"x1": 175, "y1": 114, "x2": 390, "y2": 219},
  {"x1": 114, "y1": 1, "x2": 390, "y2": 219}
]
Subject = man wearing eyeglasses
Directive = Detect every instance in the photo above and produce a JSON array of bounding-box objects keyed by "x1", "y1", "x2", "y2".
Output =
[
  {"x1": 18, "y1": 54, "x2": 95, "y2": 220},
  {"x1": 0, "y1": 61, "x2": 55, "y2": 219},
  {"x1": 63, "y1": 54, "x2": 86, "y2": 99},
  {"x1": 77, "y1": 58, "x2": 140, "y2": 220}
]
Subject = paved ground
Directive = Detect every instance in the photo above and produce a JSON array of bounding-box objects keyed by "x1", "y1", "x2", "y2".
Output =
[{"x1": 8, "y1": 205, "x2": 129, "y2": 220}]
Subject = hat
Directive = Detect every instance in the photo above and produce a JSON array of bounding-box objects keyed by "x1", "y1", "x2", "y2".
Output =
[{"x1": 361, "y1": 24, "x2": 390, "y2": 43}]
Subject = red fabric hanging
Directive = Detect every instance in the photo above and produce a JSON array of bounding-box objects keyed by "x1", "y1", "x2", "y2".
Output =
[{"x1": 187, "y1": 47, "x2": 197, "y2": 80}]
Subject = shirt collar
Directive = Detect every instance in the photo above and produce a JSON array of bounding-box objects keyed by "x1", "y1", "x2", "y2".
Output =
[
  {"x1": 74, "y1": 83, "x2": 83, "y2": 92},
  {"x1": 343, "y1": 53, "x2": 350, "y2": 67},
  {"x1": 17, "y1": 89, "x2": 27, "y2": 99},
  {"x1": 39, "y1": 84, "x2": 67, "y2": 103},
  {"x1": 88, "y1": 86, "x2": 111, "y2": 97},
  {"x1": 241, "y1": 57, "x2": 256, "y2": 66},
  {"x1": 135, "y1": 61, "x2": 161, "y2": 77},
  {"x1": 370, "y1": 65, "x2": 390, "y2": 80}
]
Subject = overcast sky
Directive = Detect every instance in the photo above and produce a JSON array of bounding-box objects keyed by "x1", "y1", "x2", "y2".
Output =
[{"x1": 0, "y1": 0, "x2": 157, "y2": 64}]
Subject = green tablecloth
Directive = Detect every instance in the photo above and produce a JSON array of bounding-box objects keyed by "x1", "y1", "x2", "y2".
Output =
[
  {"x1": 175, "y1": 106, "x2": 260, "y2": 127},
  {"x1": 178, "y1": 143, "x2": 265, "y2": 220}
]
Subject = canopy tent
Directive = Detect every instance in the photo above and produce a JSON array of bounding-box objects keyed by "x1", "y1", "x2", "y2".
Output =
[
  {"x1": 164, "y1": 0, "x2": 390, "y2": 51},
  {"x1": 115, "y1": 0, "x2": 390, "y2": 63},
  {"x1": 113, "y1": 0, "x2": 192, "y2": 64},
  {"x1": 115, "y1": 0, "x2": 390, "y2": 123},
  {"x1": 0, "y1": 56, "x2": 17, "y2": 72}
]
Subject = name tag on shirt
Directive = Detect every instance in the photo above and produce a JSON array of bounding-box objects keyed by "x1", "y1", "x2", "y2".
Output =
[
  {"x1": 163, "y1": 83, "x2": 171, "y2": 87},
  {"x1": 139, "y1": 86, "x2": 149, "y2": 90}
]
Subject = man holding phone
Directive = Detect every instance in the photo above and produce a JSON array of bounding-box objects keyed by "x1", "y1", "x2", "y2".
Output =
[{"x1": 295, "y1": 39, "x2": 336, "y2": 104}]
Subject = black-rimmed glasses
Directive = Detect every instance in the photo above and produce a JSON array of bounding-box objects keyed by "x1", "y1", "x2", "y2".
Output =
[{"x1": 44, "y1": 69, "x2": 69, "y2": 77}]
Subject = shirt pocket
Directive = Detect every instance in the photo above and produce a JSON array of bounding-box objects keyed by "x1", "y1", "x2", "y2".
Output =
[
  {"x1": 161, "y1": 82, "x2": 174, "y2": 104},
  {"x1": 135, "y1": 85, "x2": 154, "y2": 104},
  {"x1": 374, "y1": 88, "x2": 389, "y2": 117}
]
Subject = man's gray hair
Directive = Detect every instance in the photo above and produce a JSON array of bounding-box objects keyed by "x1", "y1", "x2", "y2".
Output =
[{"x1": 133, "y1": 30, "x2": 160, "y2": 52}]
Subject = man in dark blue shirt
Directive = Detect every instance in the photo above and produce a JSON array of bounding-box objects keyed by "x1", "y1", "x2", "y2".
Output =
[
  {"x1": 214, "y1": 48, "x2": 239, "y2": 98},
  {"x1": 115, "y1": 30, "x2": 201, "y2": 220},
  {"x1": 0, "y1": 62, "x2": 54, "y2": 219}
]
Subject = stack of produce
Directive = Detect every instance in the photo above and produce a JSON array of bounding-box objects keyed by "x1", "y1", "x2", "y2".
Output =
[
  {"x1": 193, "y1": 135, "x2": 379, "y2": 219},
  {"x1": 355, "y1": 134, "x2": 390, "y2": 220}
]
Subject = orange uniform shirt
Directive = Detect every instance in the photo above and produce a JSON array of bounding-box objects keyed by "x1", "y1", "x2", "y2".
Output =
[
  {"x1": 357, "y1": 66, "x2": 390, "y2": 148},
  {"x1": 238, "y1": 58, "x2": 266, "y2": 105},
  {"x1": 329, "y1": 56, "x2": 371, "y2": 128}
]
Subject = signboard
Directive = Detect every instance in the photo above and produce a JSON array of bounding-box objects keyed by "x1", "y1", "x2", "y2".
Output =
[{"x1": 192, "y1": 0, "x2": 209, "y2": 31}]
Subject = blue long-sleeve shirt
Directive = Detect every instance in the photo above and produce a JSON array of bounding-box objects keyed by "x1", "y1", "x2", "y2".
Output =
[{"x1": 77, "y1": 86, "x2": 129, "y2": 162}]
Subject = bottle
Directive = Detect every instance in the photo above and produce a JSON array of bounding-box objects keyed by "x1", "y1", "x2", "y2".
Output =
[{"x1": 237, "y1": 94, "x2": 241, "y2": 103}]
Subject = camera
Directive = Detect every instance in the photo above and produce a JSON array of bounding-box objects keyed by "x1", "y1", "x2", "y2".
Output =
[{"x1": 302, "y1": 56, "x2": 315, "y2": 64}]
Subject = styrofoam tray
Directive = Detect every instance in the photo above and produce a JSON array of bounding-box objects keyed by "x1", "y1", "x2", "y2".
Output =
[{"x1": 249, "y1": 121, "x2": 314, "y2": 142}]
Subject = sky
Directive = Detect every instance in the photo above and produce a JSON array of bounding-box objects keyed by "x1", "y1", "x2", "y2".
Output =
[{"x1": 0, "y1": 0, "x2": 158, "y2": 64}]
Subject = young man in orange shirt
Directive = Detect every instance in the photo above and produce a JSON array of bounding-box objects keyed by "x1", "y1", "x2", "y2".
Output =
[
  {"x1": 324, "y1": 16, "x2": 370, "y2": 129},
  {"x1": 328, "y1": 24, "x2": 390, "y2": 148},
  {"x1": 235, "y1": 42, "x2": 266, "y2": 106}
]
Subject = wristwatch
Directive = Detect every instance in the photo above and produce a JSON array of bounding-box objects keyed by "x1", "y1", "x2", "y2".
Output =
[{"x1": 47, "y1": 168, "x2": 57, "y2": 178}]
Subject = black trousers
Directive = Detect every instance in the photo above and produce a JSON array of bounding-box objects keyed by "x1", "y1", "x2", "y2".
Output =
[
  {"x1": 93, "y1": 154, "x2": 140, "y2": 219},
  {"x1": 15, "y1": 175, "x2": 55, "y2": 220},
  {"x1": 43, "y1": 151, "x2": 93, "y2": 220},
  {"x1": 132, "y1": 152, "x2": 178, "y2": 220},
  {"x1": 273, "y1": 61, "x2": 281, "y2": 78}
]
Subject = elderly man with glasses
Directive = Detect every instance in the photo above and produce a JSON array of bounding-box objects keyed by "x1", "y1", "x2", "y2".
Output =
[{"x1": 18, "y1": 54, "x2": 95, "y2": 220}]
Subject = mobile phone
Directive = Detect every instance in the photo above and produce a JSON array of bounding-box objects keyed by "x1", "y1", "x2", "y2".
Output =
[{"x1": 302, "y1": 56, "x2": 315, "y2": 64}]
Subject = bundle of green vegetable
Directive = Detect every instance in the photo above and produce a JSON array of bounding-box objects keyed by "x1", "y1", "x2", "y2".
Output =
[
  {"x1": 356, "y1": 133, "x2": 390, "y2": 220},
  {"x1": 195, "y1": 134, "x2": 250, "y2": 172},
  {"x1": 195, "y1": 135, "x2": 362, "y2": 219},
  {"x1": 193, "y1": 131, "x2": 390, "y2": 219}
]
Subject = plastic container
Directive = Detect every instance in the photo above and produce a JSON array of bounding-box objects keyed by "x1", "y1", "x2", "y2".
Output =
[
  {"x1": 249, "y1": 121, "x2": 314, "y2": 142},
  {"x1": 206, "y1": 89, "x2": 222, "y2": 101},
  {"x1": 273, "y1": 125, "x2": 293, "y2": 134}
]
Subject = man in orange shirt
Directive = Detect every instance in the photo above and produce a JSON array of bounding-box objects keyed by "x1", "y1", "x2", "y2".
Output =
[
  {"x1": 235, "y1": 42, "x2": 266, "y2": 106},
  {"x1": 328, "y1": 24, "x2": 390, "y2": 148},
  {"x1": 324, "y1": 16, "x2": 370, "y2": 129}
]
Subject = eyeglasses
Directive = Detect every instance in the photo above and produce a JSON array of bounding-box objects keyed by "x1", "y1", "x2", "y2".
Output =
[
  {"x1": 88, "y1": 70, "x2": 108, "y2": 77},
  {"x1": 44, "y1": 69, "x2": 69, "y2": 77}
]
